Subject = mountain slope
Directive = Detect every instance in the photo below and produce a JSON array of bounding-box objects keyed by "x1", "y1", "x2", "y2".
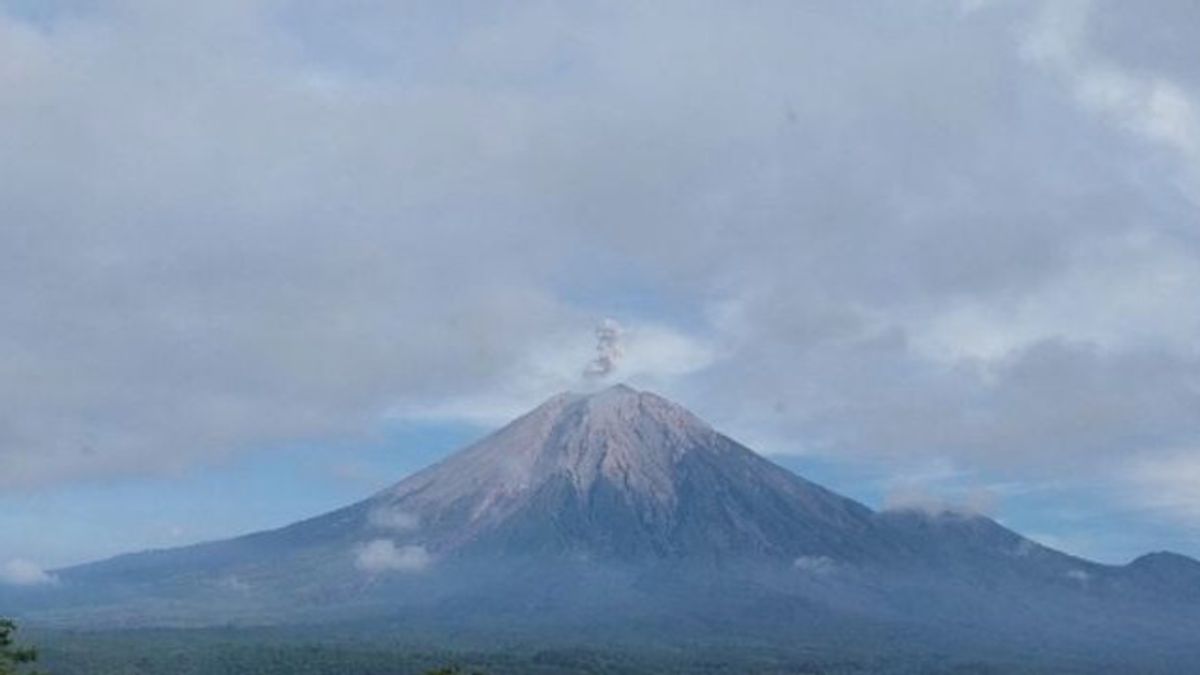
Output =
[
  {"x1": 8, "y1": 385, "x2": 1200, "y2": 669},
  {"x1": 365, "y1": 384, "x2": 882, "y2": 561}
]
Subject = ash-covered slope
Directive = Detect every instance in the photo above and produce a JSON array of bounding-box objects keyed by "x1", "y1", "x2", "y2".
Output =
[{"x1": 361, "y1": 384, "x2": 881, "y2": 561}]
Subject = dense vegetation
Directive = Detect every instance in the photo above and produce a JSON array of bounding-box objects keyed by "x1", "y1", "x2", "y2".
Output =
[
  {"x1": 0, "y1": 619, "x2": 40, "y2": 675},
  {"x1": 36, "y1": 644, "x2": 1046, "y2": 675},
  {"x1": 27, "y1": 626, "x2": 1108, "y2": 675}
]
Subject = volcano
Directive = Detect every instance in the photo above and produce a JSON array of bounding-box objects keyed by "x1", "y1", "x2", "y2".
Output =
[{"x1": 9, "y1": 385, "x2": 1200, "y2": 670}]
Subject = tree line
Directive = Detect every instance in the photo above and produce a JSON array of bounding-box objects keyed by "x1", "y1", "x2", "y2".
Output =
[{"x1": 0, "y1": 619, "x2": 40, "y2": 675}]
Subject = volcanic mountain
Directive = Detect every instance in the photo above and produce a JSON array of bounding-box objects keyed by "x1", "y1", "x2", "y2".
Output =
[
  {"x1": 8, "y1": 385, "x2": 1200, "y2": 670},
  {"x1": 363, "y1": 383, "x2": 880, "y2": 561}
]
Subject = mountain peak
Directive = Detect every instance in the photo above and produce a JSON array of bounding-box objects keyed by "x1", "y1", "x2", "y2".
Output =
[
  {"x1": 547, "y1": 383, "x2": 668, "y2": 411},
  {"x1": 1128, "y1": 550, "x2": 1200, "y2": 571},
  {"x1": 375, "y1": 386, "x2": 717, "y2": 530},
  {"x1": 557, "y1": 383, "x2": 710, "y2": 434},
  {"x1": 587, "y1": 382, "x2": 638, "y2": 397},
  {"x1": 363, "y1": 385, "x2": 876, "y2": 560},
  {"x1": 577, "y1": 382, "x2": 639, "y2": 409}
]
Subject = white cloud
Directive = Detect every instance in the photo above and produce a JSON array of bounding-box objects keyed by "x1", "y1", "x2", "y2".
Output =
[
  {"x1": 618, "y1": 324, "x2": 718, "y2": 383},
  {"x1": 883, "y1": 483, "x2": 999, "y2": 518},
  {"x1": 1127, "y1": 453, "x2": 1200, "y2": 522},
  {"x1": 0, "y1": 558, "x2": 56, "y2": 587},
  {"x1": 385, "y1": 319, "x2": 715, "y2": 427},
  {"x1": 1023, "y1": 0, "x2": 1200, "y2": 199},
  {"x1": 910, "y1": 231, "x2": 1200, "y2": 363},
  {"x1": 793, "y1": 555, "x2": 837, "y2": 575},
  {"x1": 354, "y1": 539, "x2": 432, "y2": 574},
  {"x1": 1066, "y1": 569, "x2": 1091, "y2": 584},
  {"x1": 367, "y1": 505, "x2": 420, "y2": 533},
  {"x1": 1, "y1": 0, "x2": 1200, "y2": 561}
]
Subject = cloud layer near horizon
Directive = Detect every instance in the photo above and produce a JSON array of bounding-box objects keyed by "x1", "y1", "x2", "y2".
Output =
[{"x1": 2, "y1": 0, "x2": 1199, "y2": 533}]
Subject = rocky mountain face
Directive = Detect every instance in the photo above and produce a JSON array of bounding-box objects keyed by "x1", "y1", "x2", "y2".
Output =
[
  {"x1": 361, "y1": 384, "x2": 881, "y2": 561},
  {"x1": 8, "y1": 385, "x2": 1200, "y2": 670}
]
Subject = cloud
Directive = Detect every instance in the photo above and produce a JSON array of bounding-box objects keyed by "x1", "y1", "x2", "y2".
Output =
[
  {"x1": 793, "y1": 555, "x2": 837, "y2": 575},
  {"x1": 367, "y1": 505, "x2": 420, "y2": 533},
  {"x1": 0, "y1": 559, "x2": 56, "y2": 587},
  {"x1": 1023, "y1": 0, "x2": 1200, "y2": 200},
  {"x1": 0, "y1": 0, "x2": 1199, "y2": 560},
  {"x1": 385, "y1": 318, "x2": 714, "y2": 426},
  {"x1": 883, "y1": 483, "x2": 999, "y2": 518},
  {"x1": 1127, "y1": 453, "x2": 1200, "y2": 522},
  {"x1": 1066, "y1": 569, "x2": 1091, "y2": 584},
  {"x1": 354, "y1": 539, "x2": 432, "y2": 574}
]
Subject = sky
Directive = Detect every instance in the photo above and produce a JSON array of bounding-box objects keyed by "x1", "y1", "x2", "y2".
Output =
[{"x1": 2, "y1": 0, "x2": 1200, "y2": 575}]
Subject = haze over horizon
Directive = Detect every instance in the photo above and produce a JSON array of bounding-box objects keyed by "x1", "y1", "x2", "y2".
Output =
[{"x1": 4, "y1": 0, "x2": 1200, "y2": 584}]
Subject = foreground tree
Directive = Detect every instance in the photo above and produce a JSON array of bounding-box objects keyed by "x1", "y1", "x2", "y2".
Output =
[{"x1": 0, "y1": 619, "x2": 40, "y2": 675}]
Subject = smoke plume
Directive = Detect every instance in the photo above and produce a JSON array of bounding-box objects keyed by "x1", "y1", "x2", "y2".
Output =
[{"x1": 584, "y1": 318, "x2": 624, "y2": 379}]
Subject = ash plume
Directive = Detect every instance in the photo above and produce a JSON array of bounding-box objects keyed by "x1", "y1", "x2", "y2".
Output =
[{"x1": 583, "y1": 318, "x2": 624, "y2": 379}]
